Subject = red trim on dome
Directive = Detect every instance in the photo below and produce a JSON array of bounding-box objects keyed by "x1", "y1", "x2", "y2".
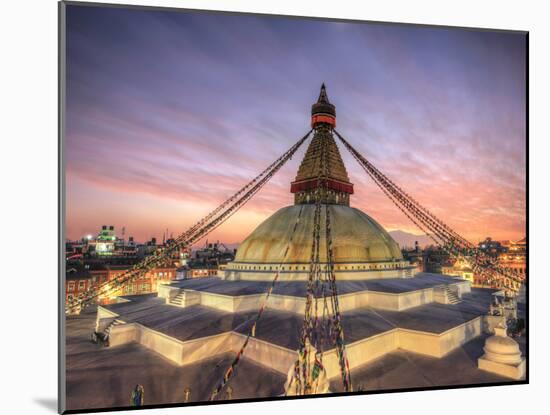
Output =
[
  {"x1": 311, "y1": 114, "x2": 336, "y2": 128},
  {"x1": 290, "y1": 178, "x2": 354, "y2": 194}
]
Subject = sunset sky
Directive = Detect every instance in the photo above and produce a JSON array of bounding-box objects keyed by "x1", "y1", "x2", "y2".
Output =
[{"x1": 65, "y1": 5, "x2": 526, "y2": 245}]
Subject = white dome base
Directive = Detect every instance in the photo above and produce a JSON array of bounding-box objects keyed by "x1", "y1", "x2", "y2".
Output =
[
  {"x1": 225, "y1": 204, "x2": 414, "y2": 282},
  {"x1": 224, "y1": 261, "x2": 415, "y2": 281}
]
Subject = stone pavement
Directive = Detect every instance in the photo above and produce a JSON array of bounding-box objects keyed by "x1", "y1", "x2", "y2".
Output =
[{"x1": 65, "y1": 307, "x2": 285, "y2": 411}]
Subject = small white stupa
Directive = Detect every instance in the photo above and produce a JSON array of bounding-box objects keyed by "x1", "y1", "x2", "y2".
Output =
[{"x1": 478, "y1": 320, "x2": 525, "y2": 380}]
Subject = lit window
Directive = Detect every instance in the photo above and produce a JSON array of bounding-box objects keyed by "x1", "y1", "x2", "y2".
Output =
[{"x1": 68, "y1": 282, "x2": 75, "y2": 292}]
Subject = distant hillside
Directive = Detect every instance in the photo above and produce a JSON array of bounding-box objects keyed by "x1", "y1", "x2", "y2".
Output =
[{"x1": 388, "y1": 230, "x2": 433, "y2": 249}]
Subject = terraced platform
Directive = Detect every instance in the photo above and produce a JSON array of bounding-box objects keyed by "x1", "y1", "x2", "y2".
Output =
[
  {"x1": 154, "y1": 273, "x2": 471, "y2": 315},
  {"x1": 102, "y1": 289, "x2": 492, "y2": 348},
  {"x1": 96, "y1": 273, "x2": 504, "y2": 381}
]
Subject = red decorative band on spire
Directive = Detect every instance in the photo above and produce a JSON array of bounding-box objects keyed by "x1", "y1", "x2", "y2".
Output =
[
  {"x1": 290, "y1": 178, "x2": 354, "y2": 194},
  {"x1": 311, "y1": 114, "x2": 336, "y2": 128}
]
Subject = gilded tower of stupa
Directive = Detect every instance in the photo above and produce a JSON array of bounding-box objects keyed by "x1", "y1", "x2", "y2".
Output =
[{"x1": 291, "y1": 84, "x2": 354, "y2": 206}]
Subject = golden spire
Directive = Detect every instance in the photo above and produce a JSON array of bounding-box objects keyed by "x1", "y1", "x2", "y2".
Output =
[{"x1": 291, "y1": 85, "x2": 353, "y2": 205}]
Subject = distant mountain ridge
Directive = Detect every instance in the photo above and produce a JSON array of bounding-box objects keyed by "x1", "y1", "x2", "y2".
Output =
[{"x1": 388, "y1": 230, "x2": 432, "y2": 249}]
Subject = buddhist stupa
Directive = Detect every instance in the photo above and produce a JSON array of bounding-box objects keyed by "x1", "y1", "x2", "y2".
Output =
[{"x1": 224, "y1": 84, "x2": 411, "y2": 282}]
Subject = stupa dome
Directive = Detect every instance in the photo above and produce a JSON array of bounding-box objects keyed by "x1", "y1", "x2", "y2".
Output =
[{"x1": 235, "y1": 204, "x2": 402, "y2": 264}]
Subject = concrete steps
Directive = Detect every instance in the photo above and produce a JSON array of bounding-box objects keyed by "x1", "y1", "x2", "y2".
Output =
[
  {"x1": 170, "y1": 292, "x2": 185, "y2": 306},
  {"x1": 92, "y1": 317, "x2": 125, "y2": 346},
  {"x1": 444, "y1": 285, "x2": 461, "y2": 304},
  {"x1": 433, "y1": 284, "x2": 462, "y2": 305},
  {"x1": 104, "y1": 318, "x2": 124, "y2": 336},
  {"x1": 168, "y1": 290, "x2": 201, "y2": 307}
]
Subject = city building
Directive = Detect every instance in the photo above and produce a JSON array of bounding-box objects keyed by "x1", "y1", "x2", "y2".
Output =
[
  {"x1": 419, "y1": 245, "x2": 451, "y2": 274},
  {"x1": 88, "y1": 262, "x2": 176, "y2": 302},
  {"x1": 442, "y1": 258, "x2": 475, "y2": 284},
  {"x1": 510, "y1": 237, "x2": 527, "y2": 252},
  {"x1": 65, "y1": 259, "x2": 177, "y2": 305},
  {"x1": 66, "y1": 225, "x2": 138, "y2": 258},
  {"x1": 174, "y1": 242, "x2": 235, "y2": 280},
  {"x1": 176, "y1": 266, "x2": 218, "y2": 279},
  {"x1": 86, "y1": 225, "x2": 117, "y2": 256},
  {"x1": 441, "y1": 236, "x2": 526, "y2": 288},
  {"x1": 401, "y1": 241, "x2": 427, "y2": 273},
  {"x1": 193, "y1": 241, "x2": 235, "y2": 266},
  {"x1": 498, "y1": 237, "x2": 527, "y2": 279},
  {"x1": 478, "y1": 237, "x2": 507, "y2": 256},
  {"x1": 65, "y1": 264, "x2": 93, "y2": 304}
]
